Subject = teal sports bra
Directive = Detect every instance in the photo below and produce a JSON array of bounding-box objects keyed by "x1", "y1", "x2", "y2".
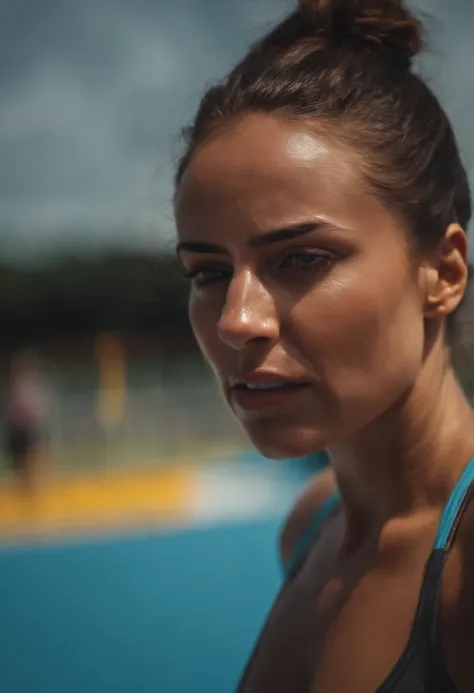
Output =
[
  {"x1": 276, "y1": 457, "x2": 474, "y2": 692},
  {"x1": 237, "y1": 458, "x2": 474, "y2": 691}
]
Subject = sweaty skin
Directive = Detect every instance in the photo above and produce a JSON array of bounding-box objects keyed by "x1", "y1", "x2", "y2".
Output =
[{"x1": 175, "y1": 113, "x2": 474, "y2": 692}]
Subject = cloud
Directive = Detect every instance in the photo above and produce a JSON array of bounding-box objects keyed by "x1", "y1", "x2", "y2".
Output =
[{"x1": 0, "y1": 0, "x2": 472, "y2": 260}]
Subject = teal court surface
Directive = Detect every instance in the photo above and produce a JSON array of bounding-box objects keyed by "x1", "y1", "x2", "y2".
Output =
[{"x1": 0, "y1": 455, "x2": 327, "y2": 692}]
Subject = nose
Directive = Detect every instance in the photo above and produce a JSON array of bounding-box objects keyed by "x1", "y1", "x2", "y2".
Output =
[{"x1": 217, "y1": 269, "x2": 280, "y2": 350}]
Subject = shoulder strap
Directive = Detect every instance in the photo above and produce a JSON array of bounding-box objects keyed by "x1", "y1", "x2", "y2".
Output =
[
  {"x1": 418, "y1": 455, "x2": 474, "y2": 646},
  {"x1": 434, "y1": 455, "x2": 474, "y2": 550},
  {"x1": 283, "y1": 490, "x2": 340, "y2": 580}
]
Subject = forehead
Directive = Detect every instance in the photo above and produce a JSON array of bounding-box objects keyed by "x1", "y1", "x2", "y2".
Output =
[{"x1": 175, "y1": 114, "x2": 395, "y2": 241}]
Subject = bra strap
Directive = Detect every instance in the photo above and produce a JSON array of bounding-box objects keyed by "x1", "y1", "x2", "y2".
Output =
[
  {"x1": 426, "y1": 456, "x2": 474, "y2": 647},
  {"x1": 434, "y1": 455, "x2": 474, "y2": 550}
]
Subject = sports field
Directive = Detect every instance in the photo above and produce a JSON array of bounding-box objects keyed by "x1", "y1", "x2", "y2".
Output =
[{"x1": 0, "y1": 455, "x2": 321, "y2": 693}]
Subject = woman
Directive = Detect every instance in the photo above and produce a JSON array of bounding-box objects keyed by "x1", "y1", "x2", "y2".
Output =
[
  {"x1": 4, "y1": 350, "x2": 53, "y2": 488},
  {"x1": 174, "y1": 0, "x2": 474, "y2": 690}
]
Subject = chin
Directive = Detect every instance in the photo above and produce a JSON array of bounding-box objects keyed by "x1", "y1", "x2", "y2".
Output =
[{"x1": 242, "y1": 420, "x2": 328, "y2": 460}]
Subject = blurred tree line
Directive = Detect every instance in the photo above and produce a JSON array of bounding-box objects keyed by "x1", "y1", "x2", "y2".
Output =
[{"x1": 0, "y1": 250, "x2": 196, "y2": 357}]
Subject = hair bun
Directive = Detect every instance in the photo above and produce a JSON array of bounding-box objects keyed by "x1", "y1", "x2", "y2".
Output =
[{"x1": 298, "y1": 0, "x2": 423, "y2": 66}]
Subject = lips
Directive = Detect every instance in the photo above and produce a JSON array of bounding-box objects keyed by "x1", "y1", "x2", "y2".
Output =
[
  {"x1": 229, "y1": 373, "x2": 310, "y2": 412},
  {"x1": 240, "y1": 381, "x2": 302, "y2": 391}
]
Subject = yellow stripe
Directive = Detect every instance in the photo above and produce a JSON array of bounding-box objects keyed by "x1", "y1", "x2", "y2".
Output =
[{"x1": 0, "y1": 466, "x2": 196, "y2": 537}]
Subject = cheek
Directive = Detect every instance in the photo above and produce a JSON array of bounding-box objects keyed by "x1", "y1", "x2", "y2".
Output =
[{"x1": 288, "y1": 270, "x2": 424, "y2": 414}]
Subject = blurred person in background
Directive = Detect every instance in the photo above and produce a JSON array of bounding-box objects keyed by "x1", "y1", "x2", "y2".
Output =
[
  {"x1": 174, "y1": 0, "x2": 474, "y2": 690},
  {"x1": 4, "y1": 350, "x2": 53, "y2": 489}
]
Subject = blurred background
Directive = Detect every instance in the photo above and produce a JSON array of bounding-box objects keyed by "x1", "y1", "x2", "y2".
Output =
[{"x1": 0, "y1": 0, "x2": 473, "y2": 691}]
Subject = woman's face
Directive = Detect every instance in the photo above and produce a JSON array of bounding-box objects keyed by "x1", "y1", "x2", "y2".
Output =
[{"x1": 175, "y1": 114, "x2": 427, "y2": 458}]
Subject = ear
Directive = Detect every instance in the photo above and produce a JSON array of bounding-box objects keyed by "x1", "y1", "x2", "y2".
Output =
[{"x1": 422, "y1": 224, "x2": 469, "y2": 320}]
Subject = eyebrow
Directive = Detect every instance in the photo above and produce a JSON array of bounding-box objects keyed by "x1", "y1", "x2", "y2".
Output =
[{"x1": 176, "y1": 222, "x2": 325, "y2": 256}]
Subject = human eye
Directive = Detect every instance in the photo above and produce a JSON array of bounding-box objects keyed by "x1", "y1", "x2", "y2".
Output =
[
  {"x1": 279, "y1": 249, "x2": 334, "y2": 271},
  {"x1": 181, "y1": 264, "x2": 232, "y2": 288}
]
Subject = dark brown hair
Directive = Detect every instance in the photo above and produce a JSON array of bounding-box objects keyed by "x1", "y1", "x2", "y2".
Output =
[{"x1": 176, "y1": 0, "x2": 471, "y2": 342}]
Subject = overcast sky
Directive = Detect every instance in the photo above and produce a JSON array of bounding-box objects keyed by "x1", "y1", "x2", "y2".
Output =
[{"x1": 0, "y1": 0, "x2": 472, "y2": 262}]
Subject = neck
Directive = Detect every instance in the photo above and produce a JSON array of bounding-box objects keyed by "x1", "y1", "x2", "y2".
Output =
[{"x1": 327, "y1": 350, "x2": 474, "y2": 547}]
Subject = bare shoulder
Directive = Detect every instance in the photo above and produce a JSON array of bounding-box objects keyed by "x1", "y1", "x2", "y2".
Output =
[{"x1": 279, "y1": 465, "x2": 337, "y2": 569}]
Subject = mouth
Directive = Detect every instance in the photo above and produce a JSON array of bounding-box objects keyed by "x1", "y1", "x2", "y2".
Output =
[{"x1": 229, "y1": 375, "x2": 311, "y2": 412}]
